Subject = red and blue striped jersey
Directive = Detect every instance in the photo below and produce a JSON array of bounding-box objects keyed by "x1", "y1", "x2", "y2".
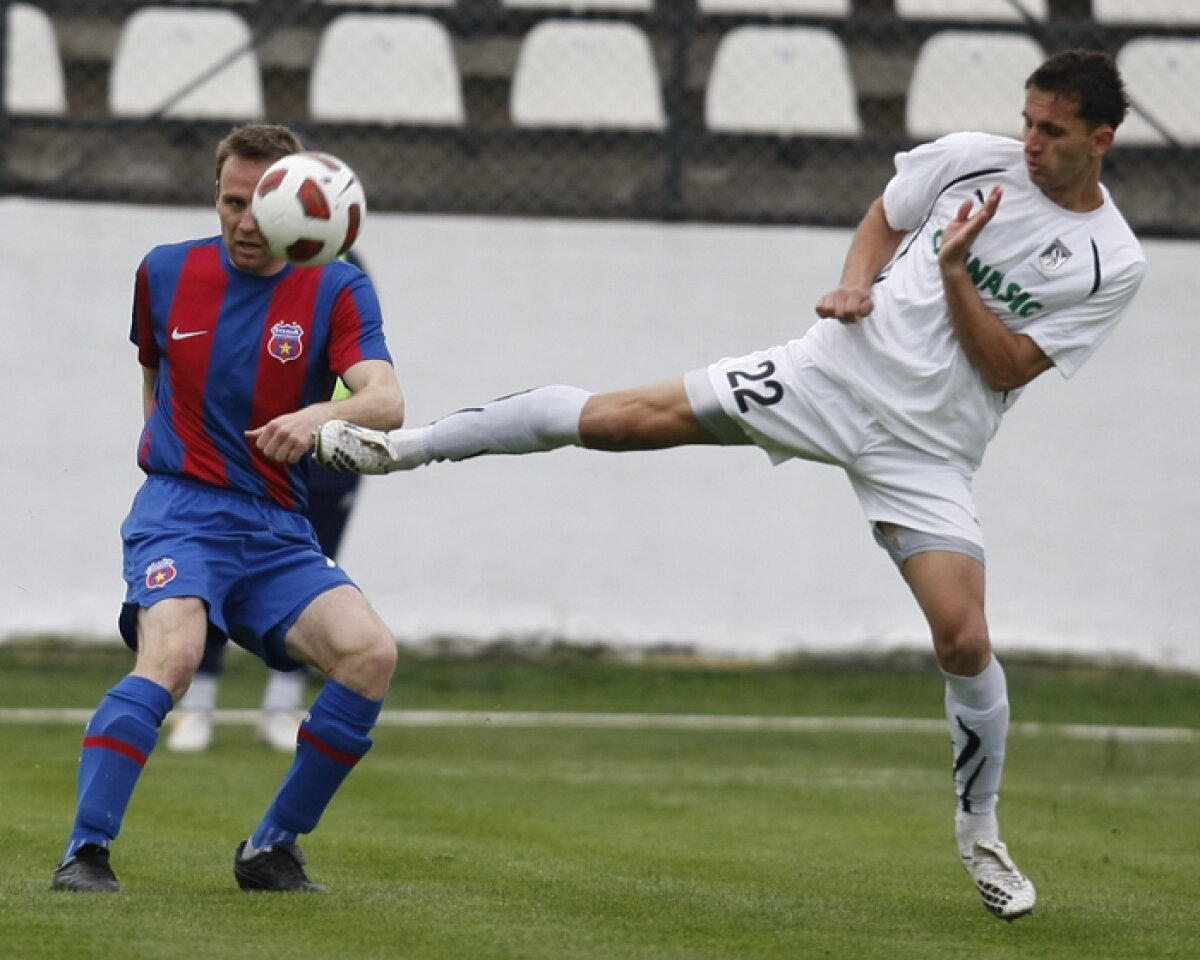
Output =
[{"x1": 130, "y1": 236, "x2": 392, "y2": 511}]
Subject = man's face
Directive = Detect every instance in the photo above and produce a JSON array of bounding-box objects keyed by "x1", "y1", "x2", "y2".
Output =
[
  {"x1": 1022, "y1": 87, "x2": 1112, "y2": 199},
  {"x1": 217, "y1": 154, "x2": 287, "y2": 275}
]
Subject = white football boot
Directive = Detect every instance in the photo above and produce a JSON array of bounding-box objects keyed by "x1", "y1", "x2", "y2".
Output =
[
  {"x1": 257, "y1": 711, "x2": 302, "y2": 753},
  {"x1": 166, "y1": 710, "x2": 214, "y2": 753},
  {"x1": 313, "y1": 420, "x2": 420, "y2": 474},
  {"x1": 963, "y1": 840, "x2": 1037, "y2": 920}
]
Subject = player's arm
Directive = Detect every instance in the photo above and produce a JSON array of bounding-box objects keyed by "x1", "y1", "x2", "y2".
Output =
[
  {"x1": 247, "y1": 359, "x2": 404, "y2": 464},
  {"x1": 325, "y1": 358, "x2": 405, "y2": 432},
  {"x1": 815, "y1": 196, "x2": 908, "y2": 324},
  {"x1": 937, "y1": 187, "x2": 1053, "y2": 391}
]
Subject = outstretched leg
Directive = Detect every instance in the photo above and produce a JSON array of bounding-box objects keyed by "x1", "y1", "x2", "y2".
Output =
[{"x1": 315, "y1": 378, "x2": 728, "y2": 474}]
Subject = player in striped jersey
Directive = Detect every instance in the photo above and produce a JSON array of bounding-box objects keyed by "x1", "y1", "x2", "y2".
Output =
[{"x1": 51, "y1": 125, "x2": 405, "y2": 894}]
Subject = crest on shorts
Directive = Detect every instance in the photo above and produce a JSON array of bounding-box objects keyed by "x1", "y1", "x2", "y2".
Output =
[
  {"x1": 145, "y1": 557, "x2": 177, "y2": 590},
  {"x1": 1038, "y1": 238, "x2": 1072, "y2": 272},
  {"x1": 267, "y1": 322, "x2": 304, "y2": 364}
]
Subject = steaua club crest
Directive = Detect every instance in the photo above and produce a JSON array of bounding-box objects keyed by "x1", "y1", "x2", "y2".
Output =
[
  {"x1": 145, "y1": 558, "x2": 177, "y2": 590},
  {"x1": 267, "y1": 322, "x2": 305, "y2": 364}
]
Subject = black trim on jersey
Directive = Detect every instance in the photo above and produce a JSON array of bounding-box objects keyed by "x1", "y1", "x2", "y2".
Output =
[
  {"x1": 1089, "y1": 239, "x2": 1102, "y2": 296},
  {"x1": 881, "y1": 167, "x2": 1008, "y2": 283}
]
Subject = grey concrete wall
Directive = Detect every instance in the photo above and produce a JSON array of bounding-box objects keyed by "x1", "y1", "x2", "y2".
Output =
[{"x1": 3, "y1": 198, "x2": 1197, "y2": 669}]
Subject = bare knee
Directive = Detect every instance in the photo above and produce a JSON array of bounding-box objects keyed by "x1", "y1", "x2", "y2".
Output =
[
  {"x1": 900, "y1": 550, "x2": 992, "y2": 677},
  {"x1": 287, "y1": 586, "x2": 397, "y2": 699},
  {"x1": 328, "y1": 631, "x2": 397, "y2": 699},
  {"x1": 933, "y1": 625, "x2": 992, "y2": 677},
  {"x1": 133, "y1": 597, "x2": 209, "y2": 701}
]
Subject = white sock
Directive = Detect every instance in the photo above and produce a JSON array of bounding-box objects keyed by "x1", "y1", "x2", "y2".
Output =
[
  {"x1": 178, "y1": 671, "x2": 218, "y2": 712},
  {"x1": 417, "y1": 385, "x2": 592, "y2": 463},
  {"x1": 956, "y1": 809, "x2": 1000, "y2": 862},
  {"x1": 261, "y1": 668, "x2": 307, "y2": 714},
  {"x1": 943, "y1": 657, "x2": 1009, "y2": 848}
]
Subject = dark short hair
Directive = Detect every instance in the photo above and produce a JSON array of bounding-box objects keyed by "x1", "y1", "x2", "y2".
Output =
[
  {"x1": 214, "y1": 123, "x2": 304, "y2": 183},
  {"x1": 1026, "y1": 49, "x2": 1129, "y2": 130}
]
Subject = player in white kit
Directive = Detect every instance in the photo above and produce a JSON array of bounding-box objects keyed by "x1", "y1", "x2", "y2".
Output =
[{"x1": 314, "y1": 50, "x2": 1146, "y2": 919}]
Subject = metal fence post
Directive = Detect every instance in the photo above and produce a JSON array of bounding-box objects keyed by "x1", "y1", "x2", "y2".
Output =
[{"x1": 661, "y1": 0, "x2": 694, "y2": 221}]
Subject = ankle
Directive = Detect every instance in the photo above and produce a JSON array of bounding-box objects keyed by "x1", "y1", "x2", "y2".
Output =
[{"x1": 956, "y1": 809, "x2": 999, "y2": 859}]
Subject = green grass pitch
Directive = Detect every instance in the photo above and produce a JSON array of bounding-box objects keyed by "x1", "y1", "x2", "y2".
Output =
[{"x1": 1, "y1": 640, "x2": 1198, "y2": 960}]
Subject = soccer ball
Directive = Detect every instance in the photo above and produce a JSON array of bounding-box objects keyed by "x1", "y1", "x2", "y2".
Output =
[{"x1": 252, "y1": 151, "x2": 366, "y2": 267}]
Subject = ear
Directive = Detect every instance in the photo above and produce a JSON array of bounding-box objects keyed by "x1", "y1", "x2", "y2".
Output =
[{"x1": 1091, "y1": 125, "x2": 1115, "y2": 158}]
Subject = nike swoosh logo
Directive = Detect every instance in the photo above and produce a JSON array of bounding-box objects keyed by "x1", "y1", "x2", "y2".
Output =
[{"x1": 171, "y1": 328, "x2": 208, "y2": 341}]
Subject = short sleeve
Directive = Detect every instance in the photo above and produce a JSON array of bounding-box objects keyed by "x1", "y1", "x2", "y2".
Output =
[
  {"x1": 882, "y1": 132, "x2": 1012, "y2": 233},
  {"x1": 1029, "y1": 257, "x2": 1146, "y2": 380},
  {"x1": 131, "y1": 257, "x2": 160, "y2": 369},
  {"x1": 327, "y1": 271, "x2": 392, "y2": 376}
]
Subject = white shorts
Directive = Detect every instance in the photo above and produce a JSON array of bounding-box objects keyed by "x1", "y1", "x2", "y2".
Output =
[{"x1": 685, "y1": 340, "x2": 985, "y2": 553}]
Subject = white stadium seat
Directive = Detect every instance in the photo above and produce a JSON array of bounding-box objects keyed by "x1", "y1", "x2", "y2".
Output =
[
  {"x1": 896, "y1": 0, "x2": 1047, "y2": 20},
  {"x1": 310, "y1": 14, "x2": 465, "y2": 125},
  {"x1": 698, "y1": 0, "x2": 848, "y2": 16},
  {"x1": 6, "y1": 3, "x2": 67, "y2": 115},
  {"x1": 1116, "y1": 39, "x2": 1200, "y2": 146},
  {"x1": 510, "y1": 21, "x2": 666, "y2": 131},
  {"x1": 1093, "y1": 0, "x2": 1200, "y2": 24},
  {"x1": 705, "y1": 27, "x2": 861, "y2": 136},
  {"x1": 906, "y1": 31, "x2": 1045, "y2": 139},
  {"x1": 109, "y1": 7, "x2": 263, "y2": 118}
]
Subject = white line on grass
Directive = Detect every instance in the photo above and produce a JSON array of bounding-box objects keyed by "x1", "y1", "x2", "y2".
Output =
[{"x1": 1, "y1": 708, "x2": 1196, "y2": 743}]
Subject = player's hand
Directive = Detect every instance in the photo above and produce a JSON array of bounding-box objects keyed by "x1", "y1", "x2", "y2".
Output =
[
  {"x1": 815, "y1": 285, "x2": 875, "y2": 324},
  {"x1": 938, "y1": 186, "x2": 1002, "y2": 273},
  {"x1": 246, "y1": 409, "x2": 324, "y2": 463}
]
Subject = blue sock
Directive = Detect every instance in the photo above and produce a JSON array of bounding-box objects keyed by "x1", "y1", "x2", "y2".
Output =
[
  {"x1": 63, "y1": 675, "x2": 173, "y2": 862},
  {"x1": 248, "y1": 679, "x2": 381, "y2": 851}
]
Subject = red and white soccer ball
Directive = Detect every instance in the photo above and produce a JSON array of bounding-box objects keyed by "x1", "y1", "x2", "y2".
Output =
[{"x1": 252, "y1": 151, "x2": 366, "y2": 267}]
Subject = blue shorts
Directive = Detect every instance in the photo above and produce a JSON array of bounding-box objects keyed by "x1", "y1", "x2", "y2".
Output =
[{"x1": 119, "y1": 475, "x2": 356, "y2": 671}]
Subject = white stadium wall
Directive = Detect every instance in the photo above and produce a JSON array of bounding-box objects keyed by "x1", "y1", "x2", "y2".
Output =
[{"x1": 3, "y1": 198, "x2": 1198, "y2": 670}]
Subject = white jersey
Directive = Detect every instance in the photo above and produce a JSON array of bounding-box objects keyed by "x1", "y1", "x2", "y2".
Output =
[{"x1": 803, "y1": 132, "x2": 1146, "y2": 469}]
